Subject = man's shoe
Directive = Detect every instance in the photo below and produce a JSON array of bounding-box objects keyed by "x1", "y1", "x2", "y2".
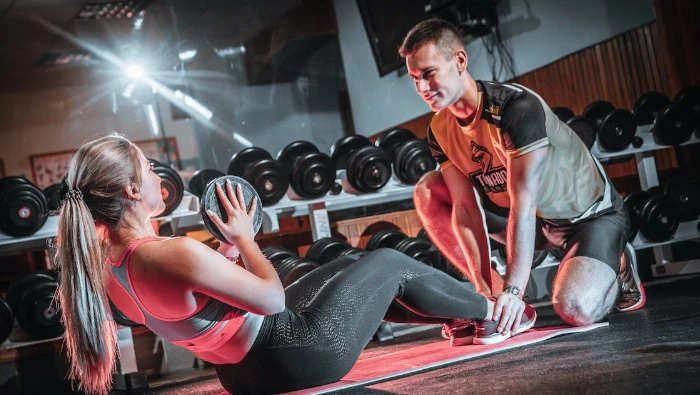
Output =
[
  {"x1": 614, "y1": 243, "x2": 646, "y2": 312},
  {"x1": 473, "y1": 303, "x2": 537, "y2": 345},
  {"x1": 441, "y1": 319, "x2": 476, "y2": 347}
]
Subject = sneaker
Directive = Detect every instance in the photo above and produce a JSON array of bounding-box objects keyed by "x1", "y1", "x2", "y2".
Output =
[
  {"x1": 441, "y1": 319, "x2": 476, "y2": 347},
  {"x1": 473, "y1": 303, "x2": 537, "y2": 345},
  {"x1": 614, "y1": 243, "x2": 646, "y2": 312}
]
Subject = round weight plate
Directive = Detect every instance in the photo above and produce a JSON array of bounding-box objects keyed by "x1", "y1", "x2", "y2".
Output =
[
  {"x1": 227, "y1": 147, "x2": 272, "y2": 178},
  {"x1": 366, "y1": 229, "x2": 408, "y2": 251},
  {"x1": 0, "y1": 297, "x2": 13, "y2": 345},
  {"x1": 42, "y1": 183, "x2": 64, "y2": 212},
  {"x1": 652, "y1": 103, "x2": 694, "y2": 146},
  {"x1": 566, "y1": 116, "x2": 598, "y2": 150},
  {"x1": 395, "y1": 238, "x2": 445, "y2": 271},
  {"x1": 281, "y1": 259, "x2": 319, "y2": 288},
  {"x1": 394, "y1": 139, "x2": 437, "y2": 185},
  {"x1": 109, "y1": 299, "x2": 141, "y2": 327},
  {"x1": 291, "y1": 152, "x2": 335, "y2": 199},
  {"x1": 582, "y1": 100, "x2": 615, "y2": 127},
  {"x1": 417, "y1": 228, "x2": 428, "y2": 240},
  {"x1": 330, "y1": 135, "x2": 372, "y2": 170},
  {"x1": 347, "y1": 146, "x2": 391, "y2": 192},
  {"x1": 263, "y1": 246, "x2": 297, "y2": 265},
  {"x1": 17, "y1": 282, "x2": 64, "y2": 339},
  {"x1": 7, "y1": 271, "x2": 57, "y2": 314},
  {"x1": 552, "y1": 106, "x2": 575, "y2": 122},
  {"x1": 246, "y1": 158, "x2": 289, "y2": 206},
  {"x1": 277, "y1": 141, "x2": 319, "y2": 171},
  {"x1": 640, "y1": 194, "x2": 680, "y2": 242},
  {"x1": 674, "y1": 85, "x2": 700, "y2": 111},
  {"x1": 663, "y1": 178, "x2": 700, "y2": 221},
  {"x1": 305, "y1": 237, "x2": 352, "y2": 265},
  {"x1": 598, "y1": 109, "x2": 637, "y2": 152},
  {"x1": 199, "y1": 176, "x2": 263, "y2": 243},
  {"x1": 189, "y1": 169, "x2": 226, "y2": 198},
  {"x1": 375, "y1": 128, "x2": 416, "y2": 160},
  {"x1": 623, "y1": 190, "x2": 650, "y2": 242},
  {"x1": 632, "y1": 91, "x2": 672, "y2": 126},
  {"x1": 150, "y1": 160, "x2": 184, "y2": 217},
  {"x1": 1, "y1": 184, "x2": 49, "y2": 237}
]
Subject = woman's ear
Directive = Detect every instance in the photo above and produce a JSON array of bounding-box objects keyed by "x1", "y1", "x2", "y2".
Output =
[{"x1": 124, "y1": 182, "x2": 142, "y2": 202}]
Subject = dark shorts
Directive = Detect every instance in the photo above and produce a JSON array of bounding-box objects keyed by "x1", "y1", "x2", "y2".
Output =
[{"x1": 485, "y1": 198, "x2": 631, "y2": 274}]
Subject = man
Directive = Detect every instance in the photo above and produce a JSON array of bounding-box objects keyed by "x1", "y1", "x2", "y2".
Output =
[{"x1": 399, "y1": 19, "x2": 645, "y2": 346}]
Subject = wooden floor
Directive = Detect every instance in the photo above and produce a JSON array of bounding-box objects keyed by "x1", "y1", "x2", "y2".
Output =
[{"x1": 132, "y1": 274, "x2": 700, "y2": 395}]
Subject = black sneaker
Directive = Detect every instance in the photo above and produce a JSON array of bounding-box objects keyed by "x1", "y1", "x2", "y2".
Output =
[
  {"x1": 473, "y1": 303, "x2": 537, "y2": 345},
  {"x1": 441, "y1": 319, "x2": 476, "y2": 347},
  {"x1": 614, "y1": 243, "x2": 646, "y2": 312}
]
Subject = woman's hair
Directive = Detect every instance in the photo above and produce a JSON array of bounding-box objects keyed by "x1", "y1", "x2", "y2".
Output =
[
  {"x1": 55, "y1": 133, "x2": 143, "y2": 395},
  {"x1": 399, "y1": 18, "x2": 464, "y2": 59}
]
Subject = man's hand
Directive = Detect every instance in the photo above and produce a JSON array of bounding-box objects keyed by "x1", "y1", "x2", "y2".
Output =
[{"x1": 493, "y1": 292, "x2": 525, "y2": 334}]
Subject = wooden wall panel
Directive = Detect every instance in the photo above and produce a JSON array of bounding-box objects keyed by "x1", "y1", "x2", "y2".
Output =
[{"x1": 379, "y1": 21, "x2": 697, "y2": 182}]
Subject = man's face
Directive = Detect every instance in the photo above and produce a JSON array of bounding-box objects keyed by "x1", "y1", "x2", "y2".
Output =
[{"x1": 406, "y1": 42, "x2": 462, "y2": 111}]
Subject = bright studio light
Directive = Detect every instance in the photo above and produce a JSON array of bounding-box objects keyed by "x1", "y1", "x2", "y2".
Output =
[{"x1": 126, "y1": 64, "x2": 145, "y2": 79}]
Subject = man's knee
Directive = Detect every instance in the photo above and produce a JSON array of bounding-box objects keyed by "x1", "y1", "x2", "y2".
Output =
[
  {"x1": 414, "y1": 171, "x2": 450, "y2": 209},
  {"x1": 551, "y1": 290, "x2": 605, "y2": 326}
]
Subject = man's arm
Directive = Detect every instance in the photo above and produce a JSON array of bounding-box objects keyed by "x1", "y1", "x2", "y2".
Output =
[{"x1": 442, "y1": 165, "x2": 493, "y2": 296}]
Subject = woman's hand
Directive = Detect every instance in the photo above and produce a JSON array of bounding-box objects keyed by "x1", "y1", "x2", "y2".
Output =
[{"x1": 205, "y1": 180, "x2": 258, "y2": 245}]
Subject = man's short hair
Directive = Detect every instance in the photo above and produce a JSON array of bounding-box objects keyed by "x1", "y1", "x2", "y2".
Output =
[{"x1": 399, "y1": 18, "x2": 464, "y2": 59}]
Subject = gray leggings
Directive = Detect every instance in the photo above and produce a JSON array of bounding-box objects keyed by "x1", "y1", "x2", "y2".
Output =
[{"x1": 215, "y1": 248, "x2": 487, "y2": 394}]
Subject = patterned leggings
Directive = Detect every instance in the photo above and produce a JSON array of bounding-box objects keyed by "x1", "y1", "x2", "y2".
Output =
[{"x1": 215, "y1": 248, "x2": 487, "y2": 394}]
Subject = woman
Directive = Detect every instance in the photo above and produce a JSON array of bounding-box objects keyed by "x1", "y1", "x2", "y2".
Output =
[{"x1": 55, "y1": 134, "x2": 533, "y2": 395}]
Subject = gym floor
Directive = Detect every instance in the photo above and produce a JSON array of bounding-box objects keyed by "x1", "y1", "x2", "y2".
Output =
[{"x1": 134, "y1": 274, "x2": 700, "y2": 395}]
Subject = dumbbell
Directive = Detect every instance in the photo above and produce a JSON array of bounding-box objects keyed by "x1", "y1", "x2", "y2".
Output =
[
  {"x1": 0, "y1": 176, "x2": 49, "y2": 237},
  {"x1": 375, "y1": 128, "x2": 437, "y2": 185},
  {"x1": 277, "y1": 141, "x2": 336, "y2": 199},
  {"x1": 663, "y1": 177, "x2": 700, "y2": 222},
  {"x1": 582, "y1": 100, "x2": 638, "y2": 151},
  {"x1": 0, "y1": 297, "x2": 13, "y2": 345},
  {"x1": 550, "y1": 106, "x2": 599, "y2": 150},
  {"x1": 624, "y1": 187, "x2": 680, "y2": 242},
  {"x1": 199, "y1": 175, "x2": 264, "y2": 243},
  {"x1": 262, "y1": 246, "x2": 320, "y2": 288},
  {"x1": 7, "y1": 271, "x2": 64, "y2": 340},
  {"x1": 493, "y1": 242, "x2": 549, "y2": 269},
  {"x1": 673, "y1": 85, "x2": 700, "y2": 139},
  {"x1": 188, "y1": 169, "x2": 226, "y2": 198},
  {"x1": 305, "y1": 237, "x2": 358, "y2": 265},
  {"x1": 633, "y1": 91, "x2": 695, "y2": 146},
  {"x1": 43, "y1": 181, "x2": 68, "y2": 213},
  {"x1": 228, "y1": 147, "x2": 289, "y2": 205},
  {"x1": 148, "y1": 159, "x2": 184, "y2": 217},
  {"x1": 330, "y1": 135, "x2": 392, "y2": 193}
]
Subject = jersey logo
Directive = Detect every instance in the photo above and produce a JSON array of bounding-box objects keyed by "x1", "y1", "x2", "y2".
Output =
[
  {"x1": 487, "y1": 104, "x2": 500, "y2": 115},
  {"x1": 469, "y1": 142, "x2": 507, "y2": 193}
]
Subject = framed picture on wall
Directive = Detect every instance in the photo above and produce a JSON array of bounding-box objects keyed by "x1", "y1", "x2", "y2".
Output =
[{"x1": 30, "y1": 149, "x2": 76, "y2": 190}]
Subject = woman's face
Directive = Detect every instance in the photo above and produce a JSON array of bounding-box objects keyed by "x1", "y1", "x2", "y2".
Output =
[{"x1": 136, "y1": 152, "x2": 166, "y2": 217}]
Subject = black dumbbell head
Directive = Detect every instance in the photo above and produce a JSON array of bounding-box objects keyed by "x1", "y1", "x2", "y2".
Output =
[
  {"x1": 347, "y1": 145, "x2": 392, "y2": 192},
  {"x1": 17, "y1": 281, "x2": 64, "y2": 339},
  {"x1": 598, "y1": 109, "x2": 637, "y2": 152},
  {"x1": 375, "y1": 128, "x2": 416, "y2": 160},
  {"x1": 189, "y1": 169, "x2": 226, "y2": 198},
  {"x1": 393, "y1": 139, "x2": 437, "y2": 185},
  {"x1": 149, "y1": 159, "x2": 184, "y2": 217},
  {"x1": 305, "y1": 237, "x2": 352, "y2": 265},
  {"x1": 42, "y1": 183, "x2": 65, "y2": 213},
  {"x1": 228, "y1": 147, "x2": 272, "y2": 177},
  {"x1": 566, "y1": 116, "x2": 597, "y2": 151},
  {"x1": 663, "y1": 178, "x2": 700, "y2": 221},
  {"x1": 674, "y1": 85, "x2": 700, "y2": 111},
  {"x1": 278, "y1": 141, "x2": 335, "y2": 199},
  {"x1": 582, "y1": 100, "x2": 616, "y2": 126},
  {"x1": 651, "y1": 103, "x2": 695, "y2": 146},
  {"x1": 0, "y1": 177, "x2": 49, "y2": 237},
  {"x1": 330, "y1": 135, "x2": 372, "y2": 170},
  {"x1": 199, "y1": 175, "x2": 263, "y2": 243},
  {"x1": 633, "y1": 91, "x2": 672, "y2": 126},
  {"x1": 277, "y1": 141, "x2": 319, "y2": 171},
  {"x1": 640, "y1": 194, "x2": 680, "y2": 242},
  {"x1": 366, "y1": 229, "x2": 408, "y2": 251},
  {"x1": 552, "y1": 106, "x2": 575, "y2": 122}
]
